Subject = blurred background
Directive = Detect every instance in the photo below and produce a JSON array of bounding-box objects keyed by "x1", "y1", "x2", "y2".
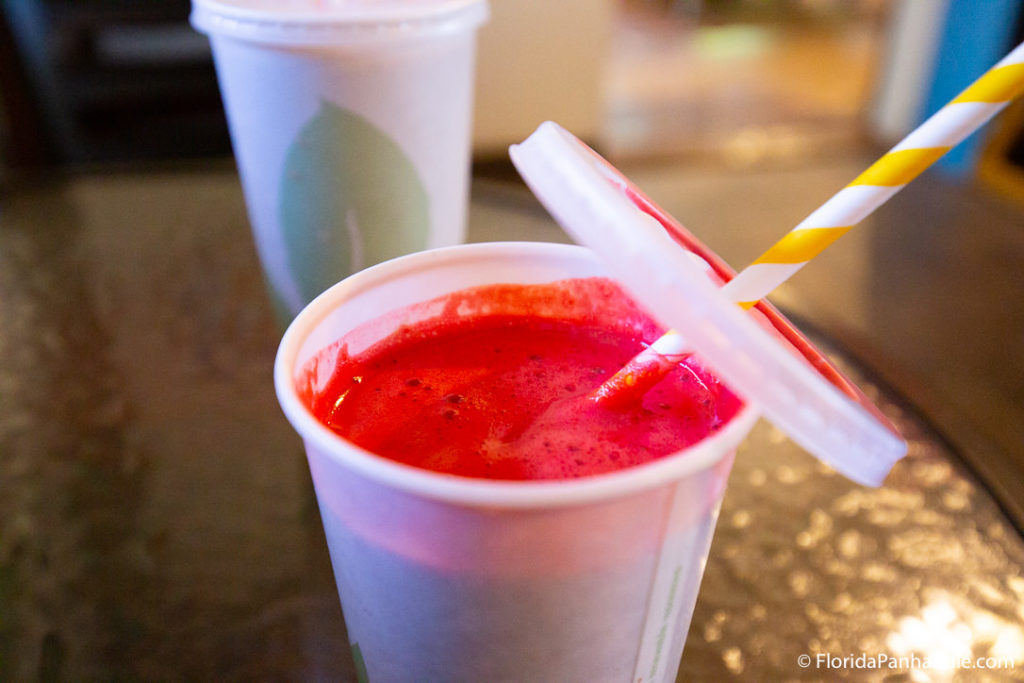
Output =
[
  {"x1": 2, "y1": 0, "x2": 1022, "y2": 170},
  {"x1": 1, "y1": 0, "x2": 1022, "y2": 512}
]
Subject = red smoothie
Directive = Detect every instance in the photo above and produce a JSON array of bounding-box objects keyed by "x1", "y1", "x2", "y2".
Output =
[{"x1": 307, "y1": 277, "x2": 742, "y2": 480}]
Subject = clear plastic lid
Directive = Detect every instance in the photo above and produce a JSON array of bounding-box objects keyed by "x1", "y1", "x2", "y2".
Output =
[
  {"x1": 510, "y1": 122, "x2": 906, "y2": 486},
  {"x1": 191, "y1": 0, "x2": 489, "y2": 45}
]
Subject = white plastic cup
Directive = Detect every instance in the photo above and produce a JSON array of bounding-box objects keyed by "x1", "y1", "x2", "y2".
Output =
[
  {"x1": 191, "y1": 0, "x2": 489, "y2": 324},
  {"x1": 275, "y1": 242, "x2": 759, "y2": 682}
]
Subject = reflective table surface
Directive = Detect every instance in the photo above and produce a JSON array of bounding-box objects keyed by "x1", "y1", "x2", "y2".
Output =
[{"x1": 2, "y1": 166, "x2": 1023, "y2": 681}]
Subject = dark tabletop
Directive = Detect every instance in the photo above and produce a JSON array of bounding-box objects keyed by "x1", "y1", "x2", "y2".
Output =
[{"x1": 1, "y1": 165, "x2": 1023, "y2": 681}]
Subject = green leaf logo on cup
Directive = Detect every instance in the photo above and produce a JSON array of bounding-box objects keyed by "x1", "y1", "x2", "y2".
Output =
[{"x1": 279, "y1": 101, "x2": 430, "y2": 305}]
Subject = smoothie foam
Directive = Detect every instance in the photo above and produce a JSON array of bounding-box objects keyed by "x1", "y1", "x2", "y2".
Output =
[{"x1": 304, "y1": 277, "x2": 742, "y2": 480}]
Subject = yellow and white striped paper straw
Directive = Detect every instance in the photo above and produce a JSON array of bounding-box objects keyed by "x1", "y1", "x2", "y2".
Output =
[
  {"x1": 594, "y1": 41, "x2": 1024, "y2": 402},
  {"x1": 723, "y1": 40, "x2": 1024, "y2": 308}
]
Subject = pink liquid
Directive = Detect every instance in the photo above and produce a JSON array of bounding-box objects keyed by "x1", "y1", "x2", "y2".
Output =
[{"x1": 308, "y1": 278, "x2": 742, "y2": 480}]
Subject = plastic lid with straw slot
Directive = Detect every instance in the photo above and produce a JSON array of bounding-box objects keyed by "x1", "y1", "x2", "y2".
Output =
[{"x1": 509, "y1": 121, "x2": 906, "y2": 487}]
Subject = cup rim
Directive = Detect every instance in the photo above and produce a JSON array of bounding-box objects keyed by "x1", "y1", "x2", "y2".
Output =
[
  {"x1": 191, "y1": 0, "x2": 489, "y2": 46},
  {"x1": 274, "y1": 242, "x2": 759, "y2": 509}
]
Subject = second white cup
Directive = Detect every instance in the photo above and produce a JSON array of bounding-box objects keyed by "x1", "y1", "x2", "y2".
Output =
[{"x1": 192, "y1": 0, "x2": 490, "y2": 324}]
